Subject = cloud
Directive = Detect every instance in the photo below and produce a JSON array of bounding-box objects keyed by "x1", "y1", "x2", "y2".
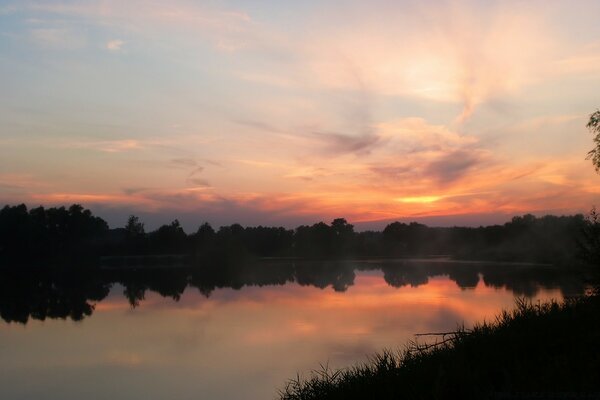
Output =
[
  {"x1": 233, "y1": 118, "x2": 281, "y2": 133},
  {"x1": 425, "y1": 149, "x2": 487, "y2": 184},
  {"x1": 363, "y1": 118, "x2": 487, "y2": 188},
  {"x1": 166, "y1": 158, "x2": 210, "y2": 187},
  {"x1": 383, "y1": 118, "x2": 477, "y2": 149},
  {"x1": 170, "y1": 158, "x2": 198, "y2": 168},
  {"x1": 106, "y1": 39, "x2": 124, "y2": 51},
  {"x1": 60, "y1": 139, "x2": 142, "y2": 153},
  {"x1": 187, "y1": 178, "x2": 211, "y2": 187},
  {"x1": 311, "y1": 130, "x2": 381, "y2": 155},
  {"x1": 122, "y1": 187, "x2": 148, "y2": 196},
  {"x1": 0, "y1": 173, "x2": 49, "y2": 196},
  {"x1": 509, "y1": 114, "x2": 583, "y2": 133},
  {"x1": 16, "y1": 154, "x2": 600, "y2": 231},
  {"x1": 283, "y1": 166, "x2": 329, "y2": 182},
  {"x1": 297, "y1": 1, "x2": 588, "y2": 124},
  {"x1": 368, "y1": 165, "x2": 414, "y2": 181},
  {"x1": 27, "y1": 0, "x2": 258, "y2": 52},
  {"x1": 188, "y1": 166, "x2": 204, "y2": 177}
]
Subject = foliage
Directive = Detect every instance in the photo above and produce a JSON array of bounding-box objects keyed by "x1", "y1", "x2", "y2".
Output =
[
  {"x1": 586, "y1": 109, "x2": 600, "y2": 172},
  {"x1": 125, "y1": 215, "x2": 145, "y2": 237},
  {"x1": 0, "y1": 203, "x2": 591, "y2": 266},
  {"x1": 578, "y1": 207, "x2": 600, "y2": 267},
  {"x1": 279, "y1": 295, "x2": 600, "y2": 400},
  {"x1": 0, "y1": 204, "x2": 108, "y2": 263}
]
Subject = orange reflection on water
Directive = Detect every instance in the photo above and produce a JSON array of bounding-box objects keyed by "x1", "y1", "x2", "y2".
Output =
[{"x1": 0, "y1": 270, "x2": 565, "y2": 400}]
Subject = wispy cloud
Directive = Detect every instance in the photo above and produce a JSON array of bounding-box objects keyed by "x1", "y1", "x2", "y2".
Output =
[
  {"x1": 60, "y1": 139, "x2": 142, "y2": 153},
  {"x1": 187, "y1": 177, "x2": 211, "y2": 188},
  {"x1": 169, "y1": 158, "x2": 198, "y2": 168},
  {"x1": 165, "y1": 157, "x2": 212, "y2": 188},
  {"x1": 293, "y1": 2, "x2": 598, "y2": 125},
  {"x1": 27, "y1": 0, "x2": 259, "y2": 52},
  {"x1": 362, "y1": 118, "x2": 487, "y2": 188},
  {"x1": 310, "y1": 130, "x2": 382, "y2": 155},
  {"x1": 0, "y1": 173, "x2": 49, "y2": 196},
  {"x1": 425, "y1": 149, "x2": 488, "y2": 185}
]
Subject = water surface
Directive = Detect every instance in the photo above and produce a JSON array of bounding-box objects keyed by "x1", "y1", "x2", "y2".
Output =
[{"x1": 0, "y1": 260, "x2": 586, "y2": 399}]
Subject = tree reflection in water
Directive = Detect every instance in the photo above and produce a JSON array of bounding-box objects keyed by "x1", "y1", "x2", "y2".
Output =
[{"x1": 0, "y1": 260, "x2": 589, "y2": 324}]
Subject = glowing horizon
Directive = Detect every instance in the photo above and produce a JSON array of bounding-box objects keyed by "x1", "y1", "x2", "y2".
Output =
[{"x1": 1, "y1": 1, "x2": 600, "y2": 230}]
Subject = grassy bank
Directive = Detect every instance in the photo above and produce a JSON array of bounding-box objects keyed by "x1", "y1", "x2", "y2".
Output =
[{"x1": 280, "y1": 294, "x2": 600, "y2": 400}]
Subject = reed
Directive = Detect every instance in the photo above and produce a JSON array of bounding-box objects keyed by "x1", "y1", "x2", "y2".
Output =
[{"x1": 279, "y1": 294, "x2": 600, "y2": 400}]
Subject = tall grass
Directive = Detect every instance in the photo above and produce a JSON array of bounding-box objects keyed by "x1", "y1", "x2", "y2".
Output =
[{"x1": 279, "y1": 295, "x2": 600, "y2": 400}]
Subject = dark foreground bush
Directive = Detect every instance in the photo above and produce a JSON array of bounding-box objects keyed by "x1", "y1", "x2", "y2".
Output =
[{"x1": 280, "y1": 295, "x2": 600, "y2": 400}]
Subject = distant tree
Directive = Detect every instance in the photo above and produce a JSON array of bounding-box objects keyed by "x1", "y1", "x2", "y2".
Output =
[
  {"x1": 0, "y1": 203, "x2": 108, "y2": 263},
  {"x1": 196, "y1": 222, "x2": 215, "y2": 240},
  {"x1": 150, "y1": 220, "x2": 187, "y2": 254},
  {"x1": 578, "y1": 208, "x2": 600, "y2": 267},
  {"x1": 331, "y1": 218, "x2": 354, "y2": 236},
  {"x1": 293, "y1": 222, "x2": 334, "y2": 258},
  {"x1": 125, "y1": 215, "x2": 145, "y2": 237},
  {"x1": 586, "y1": 109, "x2": 600, "y2": 172},
  {"x1": 122, "y1": 215, "x2": 146, "y2": 254},
  {"x1": 193, "y1": 222, "x2": 216, "y2": 256},
  {"x1": 330, "y1": 218, "x2": 355, "y2": 255}
]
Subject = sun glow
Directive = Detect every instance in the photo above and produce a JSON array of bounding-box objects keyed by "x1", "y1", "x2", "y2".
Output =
[{"x1": 396, "y1": 196, "x2": 443, "y2": 204}]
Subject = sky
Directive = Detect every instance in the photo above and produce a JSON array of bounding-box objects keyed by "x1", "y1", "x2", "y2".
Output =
[{"x1": 1, "y1": 0, "x2": 600, "y2": 231}]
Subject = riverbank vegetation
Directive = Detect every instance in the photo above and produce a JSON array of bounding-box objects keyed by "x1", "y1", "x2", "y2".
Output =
[
  {"x1": 0, "y1": 203, "x2": 597, "y2": 267},
  {"x1": 279, "y1": 293, "x2": 600, "y2": 400}
]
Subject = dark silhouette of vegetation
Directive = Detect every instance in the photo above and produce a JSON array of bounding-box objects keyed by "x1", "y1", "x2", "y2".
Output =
[
  {"x1": 279, "y1": 295, "x2": 600, "y2": 400},
  {"x1": 0, "y1": 260, "x2": 589, "y2": 324},
  {"x1": 586, "y1": 109, "x2": 600, "y2": 172},
  {"x1": 0, "y1": 204, "x2": 593, "y2": 268},
  {"x1": 582, "y1": 109, "x2": 600, "y2": 269},
  {"x1": 579, "y1": 207, "x2": 600, "y2": 270},
  {"x1": 0, "y1": 204, "x2": 108, "y2": 264}
]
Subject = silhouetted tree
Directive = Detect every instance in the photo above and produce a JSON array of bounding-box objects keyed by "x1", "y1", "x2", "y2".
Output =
[
  {"x1": 0, "y1": 204, "x2": 108, "y2": 264},
  {"x1": 579, "y1": 207, "x2": 600, "y2": 267},
  {"x1": 330, "y1": 218, "x2": 355, "y2": 256},
  {"x1": 581, "y1": 110, "x2": 600, "y2": 271},
  {"x1": 294, "y1": 222, "x2": 334, "y2": 258},
  {"x1": 586, "y1": 109, "x2": 600, "y2": 172},
  {"x1": 192, "y1": 222, "x2": 216, "y2": 257},
  {"x1": 125, "y1": 215, "x2": 145, "y2": 237},
  {"x1": 149, "y1": 219, "x2": 187, "y2": 254},
  {"x1": 120, "y1": 215, "x2": 147, "y2": 254},
  {"x1": 196, "y1": 222, "x2": 215, "y2": 240}
]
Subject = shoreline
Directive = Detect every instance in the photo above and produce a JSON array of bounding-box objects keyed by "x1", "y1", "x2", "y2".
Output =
[{"x1": 279, "y1": 294, "x2": 600, "y2": 399}]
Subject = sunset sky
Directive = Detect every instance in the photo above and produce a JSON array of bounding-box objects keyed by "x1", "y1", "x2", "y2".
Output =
[{"x1": 1, "y1": 0, "x2": 600, "y2": 230}]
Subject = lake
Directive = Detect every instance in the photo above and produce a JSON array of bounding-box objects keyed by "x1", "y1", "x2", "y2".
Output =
[{"x1": 0, "y1": 259, "x2": 588, "y2": 400}]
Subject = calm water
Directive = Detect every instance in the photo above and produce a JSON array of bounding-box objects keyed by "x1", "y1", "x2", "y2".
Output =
[{"x1": 0, "y1": 260, "x2": 587, "y2": 399}]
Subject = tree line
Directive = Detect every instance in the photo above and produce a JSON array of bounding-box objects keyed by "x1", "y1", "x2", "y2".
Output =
[{"x1": 1, "y1": 203, "x2": 599, "y2": 267}]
